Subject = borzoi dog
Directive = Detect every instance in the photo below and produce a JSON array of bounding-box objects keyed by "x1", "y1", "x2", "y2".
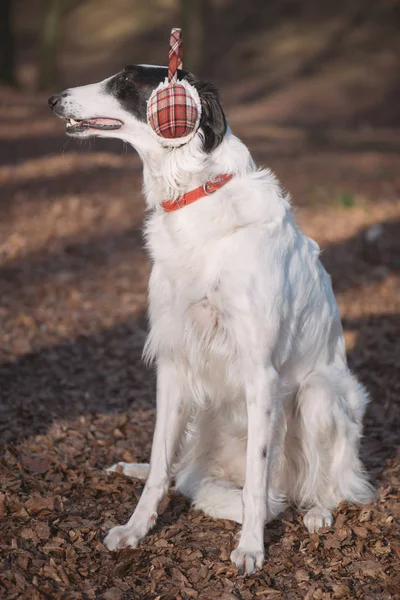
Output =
[{"x1": 49, "y1": 61, "x2": 373, "y2": 574}]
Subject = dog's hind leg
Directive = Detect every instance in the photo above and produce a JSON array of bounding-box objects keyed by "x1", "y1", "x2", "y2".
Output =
[
  {"x1": 294, "y1": 370, "x2": 374, "y2": 532},
  {"x1": 176, "y1": 466, "x2": 244, "y2": 523},
  {"x1": 106, "y1": 462, "x2": 149, "y2": 481},
  {"x1": 176, "y1": 466, "x2": 285, "y2": 525}
]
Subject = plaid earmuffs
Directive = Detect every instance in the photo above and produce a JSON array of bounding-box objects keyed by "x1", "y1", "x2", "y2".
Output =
[{"x1": 147, "y1": 28, "x2": 202, "y2": 146}]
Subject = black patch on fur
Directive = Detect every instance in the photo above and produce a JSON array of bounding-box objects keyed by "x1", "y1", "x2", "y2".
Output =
[
  {"x1": 105, "y1": 65, "x2": 190, "y2": 122},
  {"x1": 106, "y1": 65, "x2": 227, "y2": 152},
  {"x1": 266, "y1": 408, "x2": 272, "y2": 418},
  {"x1": 189, "y1": 78, "x2": 227, "y2": 153},
  {"x1": 261, "y1": 445, "x2": 268, "y2": 460}
]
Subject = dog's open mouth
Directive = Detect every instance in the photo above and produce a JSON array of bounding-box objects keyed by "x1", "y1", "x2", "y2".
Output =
[{"x1": 65, "y1": 117, "x2": 123, "y2": 133}]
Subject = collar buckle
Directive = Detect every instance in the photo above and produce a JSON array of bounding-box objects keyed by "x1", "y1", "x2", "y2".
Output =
[
  {"x1": 203, "y1": 181, "x2": 216, "y2": 195},
  {"x1": 203, "y1": 175, "x2": 227, "y2": 195}
]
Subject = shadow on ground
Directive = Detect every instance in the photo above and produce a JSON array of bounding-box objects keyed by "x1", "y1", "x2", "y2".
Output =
[{"x1": 1, "y1": 219, "x2": 399, "y2": 487}]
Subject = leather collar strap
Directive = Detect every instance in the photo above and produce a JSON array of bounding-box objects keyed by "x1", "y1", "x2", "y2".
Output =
[{"x1": 161, "y1": 173, "x2": 233, "y2": 212}]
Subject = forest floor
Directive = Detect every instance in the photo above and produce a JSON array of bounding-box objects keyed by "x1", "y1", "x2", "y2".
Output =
[{"x1": 1, "y1": 17, "x2": 400, "y2": 595}]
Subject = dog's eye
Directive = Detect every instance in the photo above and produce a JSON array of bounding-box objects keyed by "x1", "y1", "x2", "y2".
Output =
[{"x1": 122, "y1": 70, "x2": 134, "y2": 83}]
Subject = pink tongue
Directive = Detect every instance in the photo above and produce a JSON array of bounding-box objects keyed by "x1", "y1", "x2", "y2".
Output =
[{"x1": 87, "y1": 118, "x2": 118, "y2": 126}]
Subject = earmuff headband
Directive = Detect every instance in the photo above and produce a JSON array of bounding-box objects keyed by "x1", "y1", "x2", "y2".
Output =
[
  {"x1": 147, "y1": 28, "x2": 202, "y2": 146},
  {"x1": 168, "y1": 28, "x2": 183, "y2": 83}
]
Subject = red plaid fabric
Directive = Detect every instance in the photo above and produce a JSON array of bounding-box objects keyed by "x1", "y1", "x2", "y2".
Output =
[
  {"x1": 147, "y1": 83, "x2": 199, "y2": 139},
  {"x1": 168, "y1": 28, "x2": 183, "y2": 83}
]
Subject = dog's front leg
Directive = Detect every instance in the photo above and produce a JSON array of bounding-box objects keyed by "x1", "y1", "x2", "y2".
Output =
[
  {"x1": 230, "y1": 366, "x2": 279, "y2": 575},
  {"x1": 104, "y1": 359, "x2": 187, "y2": 551}
]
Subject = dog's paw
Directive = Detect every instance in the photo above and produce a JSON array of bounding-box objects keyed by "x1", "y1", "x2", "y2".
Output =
[
  {"x1": 104, "y1": 509, "x2": 157, "y2": 551},
  {"x1": 103, "y1": 524, "x2": 141, "y2": 551},
  {"x1": 105, "y1": 462, "x2": 149, "y2": 480},
  {"x1": 230, "y1": 546, "x2": 264, "y2": 575},
  {"x1": 105, "y1": 462, "x2": 125, "y2": 475},
  {"x1": 304, "y1": 507, "x2": 333, "y2": 533}
]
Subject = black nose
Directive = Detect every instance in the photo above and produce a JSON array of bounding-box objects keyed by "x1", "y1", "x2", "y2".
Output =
[{"x1": 48, "y1": 94, "x2": 62, "y2": 108}]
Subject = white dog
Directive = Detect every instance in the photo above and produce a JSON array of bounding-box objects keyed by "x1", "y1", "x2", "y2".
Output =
[{"x1": 49, "y1": 63, "x2": 374, "y2": 574}]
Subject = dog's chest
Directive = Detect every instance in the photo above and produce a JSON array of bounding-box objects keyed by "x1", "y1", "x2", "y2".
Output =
[
  {"x1": 152, "y1": 264, "x2": 238, "y2": 379},
  {"x1": 177, "y1": 273, "x2": 232, "y2": 349},
  {"x1": 187, "y1": 290, "x2": 224, "y2": 342},
  {"x1": 146, "y1": 212, "x2": 248, "y2": 393},
  {"x1": 183, "y1": 288, "x2": 240, "y2": 397}
]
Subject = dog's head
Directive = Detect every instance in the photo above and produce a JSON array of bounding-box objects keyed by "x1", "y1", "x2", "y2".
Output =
[{"x1": 48, "y1": 65, "x2": 227, "y2": 154}]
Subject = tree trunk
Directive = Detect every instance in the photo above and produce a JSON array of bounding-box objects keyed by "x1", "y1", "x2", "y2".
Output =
[
  {"x1": 180, "y1": 0, "x2": 207, "y2": 76},
  {"x1": 0, "y1": 0, "x2": 16, "y2": 85},
  {"x1": 38, "y1": 0, "x2": 64, "y2": 90}
]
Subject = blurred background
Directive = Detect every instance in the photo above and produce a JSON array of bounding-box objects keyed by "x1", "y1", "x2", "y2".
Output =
[
  {"x1": 3, "y1": 0, "x2": 400, "y2": 120},
  {"x1": 0, "y1": 2, "x2": 399, "y2": 597}
]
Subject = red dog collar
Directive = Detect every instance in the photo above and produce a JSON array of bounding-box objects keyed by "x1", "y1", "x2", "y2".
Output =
[{"x1": 161, "y1": 173, "x2": 233, "y2": 212}]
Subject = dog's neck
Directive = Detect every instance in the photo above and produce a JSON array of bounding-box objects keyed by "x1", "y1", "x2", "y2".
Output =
[{"x1": 134, "y1": 130, "x2": 255, "y2": 209}]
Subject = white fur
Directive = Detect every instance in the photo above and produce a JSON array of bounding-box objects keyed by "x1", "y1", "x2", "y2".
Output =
[{"x1": 57, "y1": 75, "x2": 374, "y2": 574}]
